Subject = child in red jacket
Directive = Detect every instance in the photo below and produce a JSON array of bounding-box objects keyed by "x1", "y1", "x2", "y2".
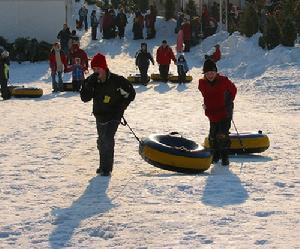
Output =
[{"x1": 198, "y1": 59, "x2": 237, "y2": 166}]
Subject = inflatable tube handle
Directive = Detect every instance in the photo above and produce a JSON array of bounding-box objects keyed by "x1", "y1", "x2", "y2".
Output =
[{"x1": 169, "y1": 131, "x2": 182, "y2": 137}]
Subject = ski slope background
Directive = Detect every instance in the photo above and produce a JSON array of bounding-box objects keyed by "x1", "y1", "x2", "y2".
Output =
[{"x1": 1, "y1": 4, "x2": 300, "y2": 249}]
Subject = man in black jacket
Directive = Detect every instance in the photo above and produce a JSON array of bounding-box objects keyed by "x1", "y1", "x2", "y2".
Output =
[{"x1": 80, "y1": 53, "x2": 136, "y2": 176}]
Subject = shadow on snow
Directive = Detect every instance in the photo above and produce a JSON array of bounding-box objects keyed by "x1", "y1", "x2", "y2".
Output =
[
  {"x1": 201, "y1": 164, "x2": 249, "y2": 207},
  {"x1": 49, "y1": 176, "x2": 114, "y2": 249}
]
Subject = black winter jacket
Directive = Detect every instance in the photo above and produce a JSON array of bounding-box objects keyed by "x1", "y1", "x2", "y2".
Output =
[
  {"x1": 80, "y1": 71, "x2": 136, "y2": 122},
  {"x1": 135, "y1": 50, "x2": 154, "y2": 68}
]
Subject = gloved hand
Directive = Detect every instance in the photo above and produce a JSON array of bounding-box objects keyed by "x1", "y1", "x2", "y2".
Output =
[{"x1": 88, "y1": 73, "x2": 100, "y2": 87}]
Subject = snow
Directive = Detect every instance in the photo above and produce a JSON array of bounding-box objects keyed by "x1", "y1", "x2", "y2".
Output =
[{"x1": 1, "y1": 5, "x2": 300, "y2": 249}]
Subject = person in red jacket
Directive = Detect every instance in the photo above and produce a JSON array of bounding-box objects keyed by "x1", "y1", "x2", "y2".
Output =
[
  {"x1": 198, "y1": 59, "x2": 237, "y2": 166},
  {"x1": 205, "y1": 44, "x2": 221, "y2": 62},
  {"x1": 156, "y1": 40, "x2": 176, "y2": 82},
  {"x1": 69, "y1": 43, "x2": 89, "y2": 71},
  {"x1": 49, "y1": 42, "x2": 68, "y2": 92},
  {"x1": 181, "y1": 18, "x2": 192, "y2": 52}
]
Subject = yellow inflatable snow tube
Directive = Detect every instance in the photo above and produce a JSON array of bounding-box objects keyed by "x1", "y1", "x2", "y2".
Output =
[
  {"x1": 203, "y1": 131, "x2": 270, "y2": 154},
  {"x1": 127, "y1": 74, "x2": 150, "y2": 84},
  {"x1": 12, "y1": 87, "x2": 43, "y2": 98},
  {"x1": 150, "y1": 74, "x2": 192, "y2": 83},
  {"x1": 140, "y1": 133, "x2": 212, "y2": 173}
]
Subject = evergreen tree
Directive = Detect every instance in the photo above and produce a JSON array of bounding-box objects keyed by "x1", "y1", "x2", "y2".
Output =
[
  {"x1": 295, "y1": 1, "x2": 300, "y2": 34},
  {"x1": 165, "y1": 0, "x2": 175, "y2": 21},
  {"x1": 136, "y1": 0, "x2": 149, "y2": 12},
  {"x1": 264, "y1": 15, "x2": 281, "y2": 49},
  {"x1": 111, "y1": 0, "x2": 120, "y2": 9},
  {"x1": 281, "y1": 18, "x2": 297, "y2": 46},
  {"x1": 185, "y1": 0, "x2": 197, "y2": 17},
  {"x1": 239, "y1": 3, "x2": 259, "y2": 37}
]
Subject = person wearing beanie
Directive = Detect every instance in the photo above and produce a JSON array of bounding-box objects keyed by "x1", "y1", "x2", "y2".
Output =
[
  {"x1": 135, "y1": 43, "x2": 154, "y2": 85},
  {"x1": 198, "y1": 59, "x2": 237, "y2": 166},
  {"x1": 80, "y1": 53, "x2": 136, "y2": 176}
]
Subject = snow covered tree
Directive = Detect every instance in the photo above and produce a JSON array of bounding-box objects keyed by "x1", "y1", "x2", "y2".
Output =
[
  {"x1": 165, "y1": 0, "x2": 175, "y2": 21},
  {"x1": 281, "y1": 18, "x2": 297, "y2": 46},
  {"x1": 239, "y1": 3, "x2": 259, "y2": 37},
  {"x1": 185, "y1": 0, "x2": 197, "y2": 17}
]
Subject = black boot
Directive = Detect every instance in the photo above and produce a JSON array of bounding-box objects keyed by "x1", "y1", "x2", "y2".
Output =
[
  {"x1": 96, "y1": 168, "x2": 111, "y2": 176},
  {"x1": 212, "y1": 151, "x2": 220, "y2": 163},
  {"x1": 221, "y1": 153, "x2": 229, "y2": 166}
]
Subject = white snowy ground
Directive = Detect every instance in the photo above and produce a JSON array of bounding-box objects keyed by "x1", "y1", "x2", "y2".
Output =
[{"x1": 0, "y1": 11, "x2": 299, "y2": 249}]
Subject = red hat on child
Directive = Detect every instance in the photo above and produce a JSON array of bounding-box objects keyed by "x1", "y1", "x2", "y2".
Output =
[{"x1": 91, "y1": 53, "x2": 108, "y2": 70}]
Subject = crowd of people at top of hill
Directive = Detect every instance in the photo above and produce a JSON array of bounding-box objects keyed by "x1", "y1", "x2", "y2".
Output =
[
  {"x1": 45, "y1": 1, "x2": 232, "y2": 93},
  {"x1": 75, "y1": 4, "x2": 157, "y2": 41}
]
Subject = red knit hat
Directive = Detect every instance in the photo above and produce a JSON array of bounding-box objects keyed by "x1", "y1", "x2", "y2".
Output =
[{"x1": 91, "y1": 53, "x2": 108, "y2": 70}]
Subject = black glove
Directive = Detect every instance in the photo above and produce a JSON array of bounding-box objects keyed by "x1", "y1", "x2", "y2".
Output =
[
  {"x1": 85, "y1": 73, "x2": 99, "y2": 88},
  {"x1": 224, "y1": 91, "x2": 234, "y2": 119}
]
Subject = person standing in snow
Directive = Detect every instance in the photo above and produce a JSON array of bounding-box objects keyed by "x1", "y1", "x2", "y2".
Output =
[
  {"x1": 135, "y1": 42, "x2": 154, "y2": 85},
  {"x1": 79, "y1": 5, "x2": 88, "y2": 31},
  {"x1": 156, "y1": 40, "x2": 176, "y2": 82},
  {"x1": 49, "y1": 42, "x2": 68, "y2": 92},
  {"x1": 115, "y1": 8, "x2": 127, "y2": 39},
  {"x1": 0, "y1": 49, "x2": 10, "y2": 100},
  {"x1": 198, "y1": 59, "x2": 237, "y2": 166},
  {"x1": 70, "y1": 57, "x2": 85, "y2": 92},
  {"x1": 57, "y1": 24, "x2": 71, "y2": 55},
  {"x1": 80, "y1": 53, "x2": 136, "y2": 176},
  {"x1": 176, "y1": 54, "x2": 189, "y2": 84},
  {"x1": 69, "y1": 43, "x2": 89, "y2": 71},
  {"x1": 90, "y1": 10, "x2": 99, "y2": 40}
]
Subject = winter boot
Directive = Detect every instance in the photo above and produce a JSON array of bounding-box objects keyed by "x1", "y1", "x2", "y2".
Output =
[
  {"x1": 221, "y1": 154, "x2": 229, "y2": 166},
  {"x1": 96, "y1": 168, "x2": 111, "y2": 176},
  {"x1": 212, "y1": 151, "x2": 220, "y2": 163}
]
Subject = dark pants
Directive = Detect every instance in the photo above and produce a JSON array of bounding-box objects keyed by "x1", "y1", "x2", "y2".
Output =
[
  {"x1": 177, "y1": 66, "x2": 186, "y2": 83},
  {"x1": 183, "y1": 40, "x2": 190, "y2": 52},
  {"x1": 0, "y1": 79, "x2": 9, "y2": 100},
  {"x1": 118, "y1": 26, "x2": 125, "y2": 38},
  {"x1": 138, "y1": 64, "x2": 149, "y2": 84},
  {"x1": 208, "y1": 118, "x2": 231, "y2": 161},
  {"x1": 91, "y1": 26, "x2": 97, "y2": 40},
  {"x1": 95, "y1": 118, "x2": 120, "y2": 173},
  {"x1": 159, "y1": 64, "x2": 170, "y2": 82},
  {"x1": 72, "y1": 79, "x2": 83, "y2": 92}
]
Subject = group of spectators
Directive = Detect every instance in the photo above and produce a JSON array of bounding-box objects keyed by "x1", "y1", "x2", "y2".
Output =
[
  {"x1": 49, "y1": 37, "x2": 88, "y2": 92},
  {"x1": 76, "y1": 4, "x2": 157, "y2": 41}
]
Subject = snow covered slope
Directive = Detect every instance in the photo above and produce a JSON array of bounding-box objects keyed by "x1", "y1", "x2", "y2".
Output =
[{"x1": 0, "y1": 9, "x2": 299, "y2": 249}]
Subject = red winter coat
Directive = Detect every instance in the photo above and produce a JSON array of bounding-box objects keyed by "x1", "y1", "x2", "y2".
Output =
[
  {"x1": 212, "y1": 47, "x2": 221, "y2": 62},
  {"x1": 49, "y1": 50, "x2": 67, "y2": 73},
  {"x1": 182, "y1": 22, "x2": 192, "y2": 41},
  {"x1": 69, "y1": 44, "x2": 89, "y2": 70},
  {"x1": 156, "y1": 45, "x2": 176, "y2": 65},
  {"x1": 198, "y1": 74, "x2": 237, "y2": 122}
]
